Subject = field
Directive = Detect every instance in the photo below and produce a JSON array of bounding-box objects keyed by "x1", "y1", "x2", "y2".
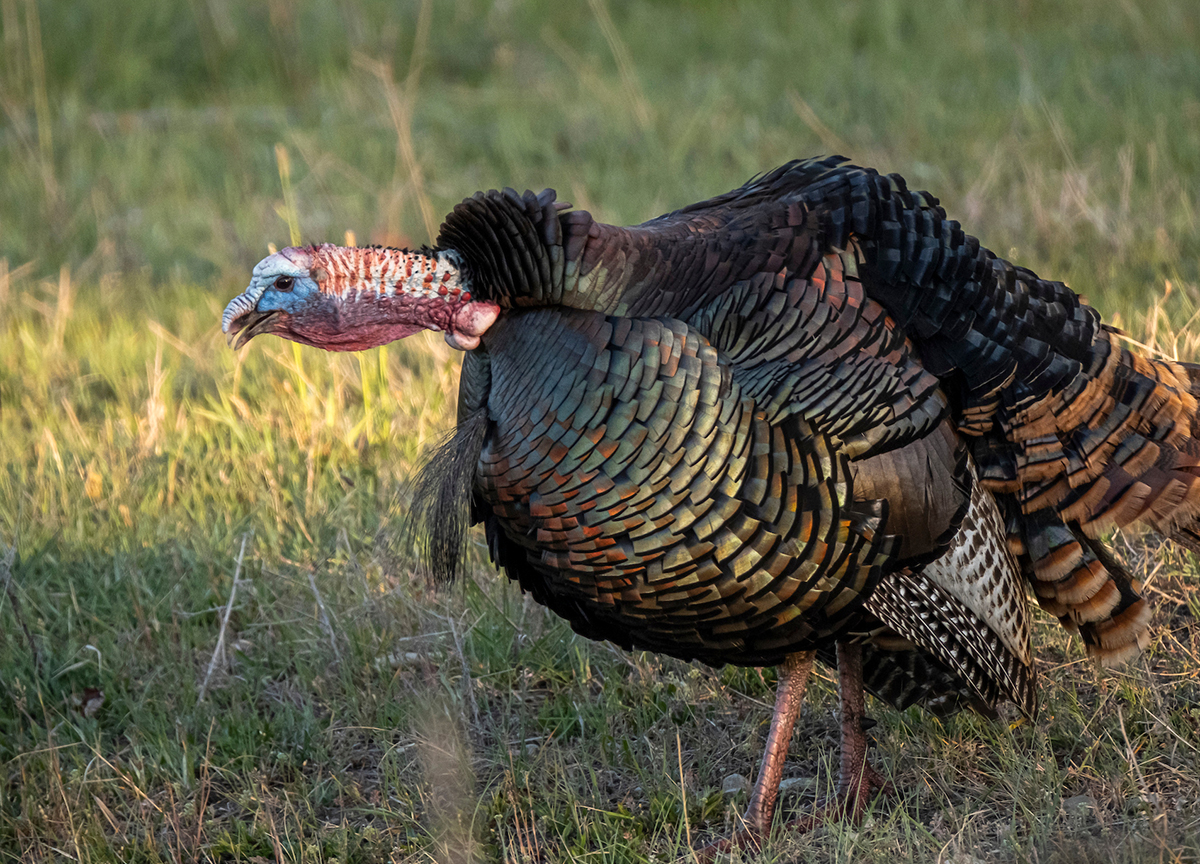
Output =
[{"x1": 2, "y1": 0, "x2": 1200, "y2": 861}]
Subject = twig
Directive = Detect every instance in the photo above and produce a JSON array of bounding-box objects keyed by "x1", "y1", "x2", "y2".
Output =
[
  {"x1": 0, "y1": 542, "x2": 43, "y2": 677},
  {"x1": 305, "y1": 568, "x2": 342, "y2": 663},
  {"x1": 789, "y1": 90, "x2": 849, "y2": 155},
  {"x1": 354, "y1": 4, "x2": 438, "y2": 246},
  {"x1": 263, "y1": 779, "x2": 286, "y2": 864},
  {"x1": 677, "y1": 728, "x2": 692, "y2": 849},
  {"x1": 274, "y1": 143, "x2": 301, "y2": 247},
  {"x1": 1108, "y1": 327, "x2": 1177, "y2": 361},
  {"x1": 194, "y1": 717, "x2": 216, "y2": 851},
  {"x1": 1116, "y1": 703, "x2": 1154, "y2": 809},
  {"x1": 587, "y1": 0, "x2": 653, "y2": 133},
  {"x1": 448, "y1": 614, "x2": 480, "y2": 729},
  {"x1": 198, "y1": 534, "x2": 249, "y2": 703}
]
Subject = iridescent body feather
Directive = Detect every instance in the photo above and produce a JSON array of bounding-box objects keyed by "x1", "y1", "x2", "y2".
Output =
[{"x1": 224, "y1": 156, "x2": 1197, "y2": 843}]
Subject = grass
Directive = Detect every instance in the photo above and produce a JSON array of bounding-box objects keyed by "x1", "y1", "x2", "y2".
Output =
[{"x1": 1, "y1": 0, "x2": 1199, "y2": 860}]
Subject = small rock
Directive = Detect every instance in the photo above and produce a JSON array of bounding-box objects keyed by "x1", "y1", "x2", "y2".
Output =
[
  {"x1": 1127, "y1": 792, "x2": 1160, "y2": 813},
  {"x1": 779, "y1": 776, "x2": 817, "y2": 795},
  {"x1": 373, "y1": 651, "x2": 423, "y2": 670},
  {"x1": 721, "y1": 773, "x2": 751, "y2": 796},
  {"x1": 948, "y1": 848, "x2": 986, "y2": 864},
  {"x1": 70, "y1": 688, "x2": 105, "y2": 718},
  {"x1": 1063, "y1": 794, "x2": 1094, "y2": 816}
]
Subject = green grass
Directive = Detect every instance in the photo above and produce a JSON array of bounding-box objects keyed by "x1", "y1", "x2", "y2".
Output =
[{"x1": 1, "y1": 0, "x2": 1200, "y2": 861}]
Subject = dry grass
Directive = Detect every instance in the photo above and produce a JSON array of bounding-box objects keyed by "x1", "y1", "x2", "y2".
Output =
[{"x1": 1, "y1": 0, "x2": 1199, "y2": 861}]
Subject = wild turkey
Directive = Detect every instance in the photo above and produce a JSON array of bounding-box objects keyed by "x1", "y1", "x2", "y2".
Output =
[{"x1": 223, "y1": 156, "x2": 1191, "y2": 848}]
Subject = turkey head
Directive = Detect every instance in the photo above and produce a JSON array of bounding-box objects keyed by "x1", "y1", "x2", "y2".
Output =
[{"x1": 222, "y1": 244, "x2": 500, "y2": 352}]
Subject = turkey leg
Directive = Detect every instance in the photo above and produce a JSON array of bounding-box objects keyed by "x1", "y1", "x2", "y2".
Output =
[
  {"x1": 784, "y1": 640, "x2": 891, "y2": 834},
  {"x1": 834, "y1": 640, "x2": 891, "y2": 809},
  {"x1": 744, "y1": 649, "x2": 816, "y2": 833},
  {"x1": 744, "y1": 642, "x2": 891, "y2": 838},
  {"x1": 697, "y1": 649, "x2": 815, "y2": 859}
]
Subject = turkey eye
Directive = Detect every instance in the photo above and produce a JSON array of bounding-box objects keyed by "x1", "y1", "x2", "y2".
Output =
[{"x1": 274, "y1": 276, "x2": 295, "y2": 291}]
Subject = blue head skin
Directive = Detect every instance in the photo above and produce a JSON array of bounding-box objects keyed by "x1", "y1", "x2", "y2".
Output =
[
  {"x1": 222, "y1": 247, "x2": 330, "y2": 348},
  {"x1": 249, "y1": 258, "x2": 319, "y2": 314}
]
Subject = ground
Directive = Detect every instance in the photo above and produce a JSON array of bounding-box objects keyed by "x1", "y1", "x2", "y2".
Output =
[{"x1": 1, "y1": 1, "x2": 1199, "y2": 861}]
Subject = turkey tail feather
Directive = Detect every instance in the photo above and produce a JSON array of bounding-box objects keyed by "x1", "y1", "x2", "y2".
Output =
[
  {"x1": 996, "y1": 330, "x2": 1200, "y2": 664},
  {"x1": 405, "y1": 410, "x2": 489, "y2": 582}
]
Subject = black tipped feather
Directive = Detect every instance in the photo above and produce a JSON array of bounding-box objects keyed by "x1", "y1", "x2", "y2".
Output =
[{"x1": 406, "y1": 411, "x2": 488, "y2": 582}]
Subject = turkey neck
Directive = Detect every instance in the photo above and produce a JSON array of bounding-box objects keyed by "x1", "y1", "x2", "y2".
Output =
[
  {"x1": 301, "y1": 245, "x2": 497, "y2": 351},
  {"x1": 313, "y1": 244, "x2": 466, "y2": 301}
]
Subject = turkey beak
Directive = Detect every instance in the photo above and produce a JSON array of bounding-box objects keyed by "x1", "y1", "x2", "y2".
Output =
[{"x1": 223, "y1": 306, "x2": 280, "y2": 349}]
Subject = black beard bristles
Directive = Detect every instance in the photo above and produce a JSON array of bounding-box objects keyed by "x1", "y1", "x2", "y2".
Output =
[{"x1": 406, "y1": 410, "x2": 489, "y2": 583}]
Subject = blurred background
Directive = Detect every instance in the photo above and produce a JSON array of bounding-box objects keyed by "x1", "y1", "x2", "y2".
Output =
[
  {"x1": 3, "y1": 0, "x2": 1198, "y2": 301},
  {"x1": 1, "y1": 1, "x2": 1199, "y2": 861}
]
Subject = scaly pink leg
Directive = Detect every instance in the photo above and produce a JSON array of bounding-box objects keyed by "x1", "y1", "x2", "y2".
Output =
[
  {"x1": 697, "y1": 650, "x2": 815, "y2": 860},
  {"x1": 787, "y1": 640, "x2": 892, "y2": 832}
]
